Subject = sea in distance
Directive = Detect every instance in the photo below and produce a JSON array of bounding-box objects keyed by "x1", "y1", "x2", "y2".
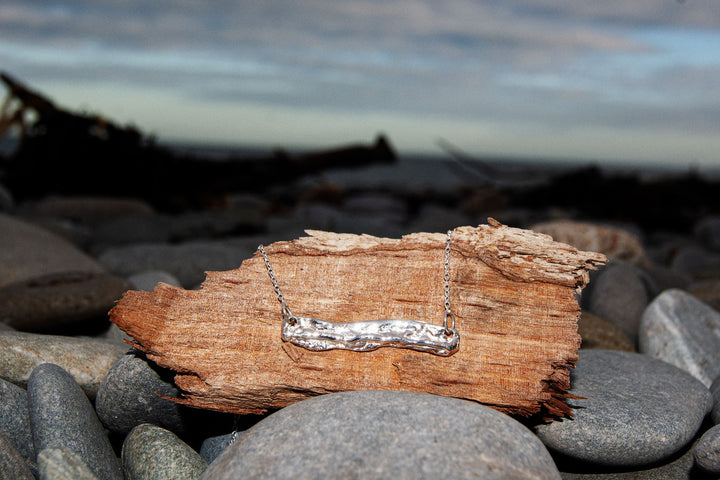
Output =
[{"x1": 165, "y1": 140, "x2": 720, "y2": 194}]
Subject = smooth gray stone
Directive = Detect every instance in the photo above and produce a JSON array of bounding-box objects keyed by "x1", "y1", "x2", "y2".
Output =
[
  {"x1": 559, "y1": 442, "x2": 697, "y2": 479},
  {"x1": 587, "y1": 260, "x2": 654, "y2": 342},
  {"x1": 27, "y1": 363, "x2": 122, "y2": 480},
  {"x1": 639, "y1": 289, "x2": 720, "y2": 387},
  {"x1": 671, "y1": 245, "x2": 720, "y2": 279},
  {"x1": 0, "y1": 331, "x2": 127, "y2": 398},
  {"x1": 0, "y1": 272, "x2": 130, "y2": 332},
  {"x1": 122, "y1": 423, "x2": 207, "y2": 480},
  {"x1": 96, "y1": 353, "x2": 185, "y2": 435},
  {"x1": 0, "y1": 378, "x2": 34, "y2": 459},
  {"x1": 712, "y1": 377, "x2": 720, "y2": 425},
  {"x1": 38, "y1": 447, "x2": 100, "y2": 480},
  {"x1": 127, "y1": 270, "x2": 182, "y2": 291},
  {"x1": 199, "y1": 432, "x2": 236, "y2": 464},
  {"x1": 202, "y1": 390, "x2": 561, "y2": 480},
  {"x1": 0, "y1": 429, "x2": 34, "y2": 480},
  {"x1": 0, "y1": 213, "x2": 105, "y2": 289},
  {"x1": 694, "y1": 424, "x2": 720, "y2": 474},
  {"x1": 535, "y1": 350, "x2": 710, "y2": 467}
]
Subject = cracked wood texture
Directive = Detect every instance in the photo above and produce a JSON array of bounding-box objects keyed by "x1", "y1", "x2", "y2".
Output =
[{"x1": 110, "y1": 219, "x2": 607, "y2": 419}]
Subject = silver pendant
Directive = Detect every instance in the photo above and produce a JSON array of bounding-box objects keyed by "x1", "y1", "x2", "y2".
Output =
[{"x1": 282, "y1": 315, "x2": 459, "y2": 356}]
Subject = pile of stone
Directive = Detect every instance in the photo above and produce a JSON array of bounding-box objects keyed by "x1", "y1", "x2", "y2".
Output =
[{"x1": 1, "y1": 190, "x2": 719, "y2": 479}]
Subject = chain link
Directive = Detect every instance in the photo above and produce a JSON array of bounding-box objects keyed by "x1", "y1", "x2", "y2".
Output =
[
  {"x1": 258, "y1": 229, "x2": 456, "y2": 332},
  {"x1": 443, "y1": 229, "x2": 455, "y2": 333},
  {"x1": 257, "y1": 244, "x2": 294, "y2": 323}
]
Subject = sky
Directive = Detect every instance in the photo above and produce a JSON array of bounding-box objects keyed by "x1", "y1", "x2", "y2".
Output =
[{"x1": 1, "y1": 1, "x2": 720, "y2": 170}]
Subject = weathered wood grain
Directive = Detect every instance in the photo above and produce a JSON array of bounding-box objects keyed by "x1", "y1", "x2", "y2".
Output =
[{"x1": 110, "y1": 219, "x2": 606, "y2": 419}]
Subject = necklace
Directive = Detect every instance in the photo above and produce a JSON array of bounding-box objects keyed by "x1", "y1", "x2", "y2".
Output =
[{"x1": 257, "y1": 230, "x2": 459, "y2": 356}]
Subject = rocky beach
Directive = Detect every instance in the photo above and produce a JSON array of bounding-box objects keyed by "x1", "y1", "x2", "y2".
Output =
[{"x1": 1, "y1": 153, "x2": 720, "y2": 479}]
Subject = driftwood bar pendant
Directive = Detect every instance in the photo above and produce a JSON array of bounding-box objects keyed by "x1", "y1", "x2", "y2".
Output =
[{"x1": 110, "y1": 219, "x2": 607, "y2": 419}]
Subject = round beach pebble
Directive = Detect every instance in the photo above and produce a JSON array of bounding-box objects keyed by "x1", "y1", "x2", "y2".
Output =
[
  {"x1": 0, "y1": 213, "x2": 104, "y2": 289},
  {"x1": 530, "y1": 220, "x2": 646, "y2": 265},
  {"x1": 0, "y1": 378, "x2": 34, "y2": 459},
  {"x1": 586, "y1": 260, "x2": 654, "y2": 343},
  {"x1": 38, "y1": 447, "x2": 100, "y2": 480},
  {"x1": 534, "y1": 350, "x2": 710, "y2": 467},
  {"x1": 577, "y1": 311, "x2": 635, "y2": 351},
  {"x1": 0, "y1": 331, "x2": 127, "y2": 398},
  {"x1": 639, "y1": 289, "x2": 720, "y2": 387},
  {"x1": 96, "y1": 353, "x2": 186, "y2": 435},
  {"x1": 202, "y1": 390, "x2": 561, "y2": 480},
  {"x1": 671, "y1": 245, "x2": 720, "y2": 279},
  {"x1": 27, "y1": 363, "x2": 122, "y2": 480},
  {"x1": 0, "y1": 272, "x2": 130, "y2": 332},
  {"x1": 694, "y1": 424, "x2": 720, "y2": 474},
  {"x1": 199, "y1": 432, "x2": 235, "y2": 464},
  {"x1": 122, "y1": 423, "x2": 207, "y2": 480}
]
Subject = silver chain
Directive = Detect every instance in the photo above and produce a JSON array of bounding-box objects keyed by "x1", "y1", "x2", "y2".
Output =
[
  {"x1": 443, "y1": 229, "x2": 455, "y2": 333},
  {"x1": 258, "y1": 229, "x2": 455, "y2": 333},
  {"x1": 257, "y1": 244, "x2": 294, "y2": 322}
]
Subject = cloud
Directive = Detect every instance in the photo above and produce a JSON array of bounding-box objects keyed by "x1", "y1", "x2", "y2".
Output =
[{"x1": 1, "y1": 0, "x2": 719, "y2": 165}]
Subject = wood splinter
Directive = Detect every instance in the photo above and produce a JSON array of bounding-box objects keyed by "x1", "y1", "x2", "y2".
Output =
[{"x1": 110, "y1": 219, "x2": 607, "y2": 420}]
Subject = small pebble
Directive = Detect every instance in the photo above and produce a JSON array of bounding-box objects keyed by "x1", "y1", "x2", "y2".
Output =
[
  {"x1": 122, "y1": 423, "x2": 207, "y2": 480},
  {"x1": 586, "y1": 260, "x2": 654, "y2": 342},
  {"x1": 0, "y1": 213, "x2": 104, "y2": 288},
  {"x1": 27, "y1": 363, "x2": 122, "y2": 480},
  {"x1": 671, "y1": 245, "x2": 720, "y2": 279},
  {"x1": 0, "y1": 378, "x2": 34, "y2": 459},
  {"x1": 693, "y1": 424, "x2": 720, "y2": 474},
  {"x1": 639, "y1": 289, "x2": 720, "y2": 387},
  {"x1": 203, "y1": 390, "x2": 561, "y2": 479},
  {"x1": 531, "y1": 221, "x2": 646, "y2": 265},
  {"x1": 199, "y1": 432, "x2": 236, "y2": 464},
  {"x1": 559, "y1": 440, "x2": 698, "y2": 479},
  {"x1": 38, "y1": 447, "x2": 100, "y2": 480},
  {"x1": 0, "y1": 272, "x2": 130, "y2": 332},
  {"x1": 96, "y1": 353, "x2": 186, "y2": 435},
  {"x1": 578, "y1": 311, "x2": 635, "y2": 351},
  {"x1": 0, "y1": 331, "x2": 127, "y2": 398},
  {"x1": 535, "y1": 350, "x2": 710, "y2": 467}
]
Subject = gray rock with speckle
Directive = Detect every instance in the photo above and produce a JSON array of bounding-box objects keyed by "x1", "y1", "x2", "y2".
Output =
[
  {"x1": 27, "y1": 363, "x2": 122, "y2": 480},
  {"x1": 122, "y1": 423, "x2": 207, "y2": 480},
  {"x1": 639, "y1": 289, "x2": 720, "y2": 387},
  {"x1": 535, "y1": 350, "x2": 710, "y2": 467},
  {"x1": 202, "y1": 390, "x2": 561, "y2": 480}
]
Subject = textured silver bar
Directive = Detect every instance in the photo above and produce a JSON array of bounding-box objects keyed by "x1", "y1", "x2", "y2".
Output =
[{"x1": 282, "y1": 316, "x2": 459, "y2": 356}]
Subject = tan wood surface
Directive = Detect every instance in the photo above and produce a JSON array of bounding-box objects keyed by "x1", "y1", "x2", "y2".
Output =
[{"x1": 110, "y1": 219, "x2": 606, "y2": 419}]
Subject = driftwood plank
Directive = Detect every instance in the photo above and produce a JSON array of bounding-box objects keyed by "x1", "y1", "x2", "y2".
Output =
[{"x1": 110, "y1": 220, "x2": 607, "y2": 419}]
